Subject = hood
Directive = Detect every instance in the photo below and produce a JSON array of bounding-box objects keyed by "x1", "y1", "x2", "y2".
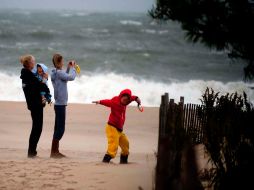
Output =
[
  {"x1": 119, "y1": 89, "x2": 132, "y2": 98},
  {"x1": 37, "y1": 63, "x2": 48, "y2": 73},
  {"x1": 51, "y1": 69, "x2": 57, "y2": 82}
]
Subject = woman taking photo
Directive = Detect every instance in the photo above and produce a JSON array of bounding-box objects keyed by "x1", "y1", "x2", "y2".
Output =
[{"x1": 20, "y1": 54, "x2": 50, "y2": 158}]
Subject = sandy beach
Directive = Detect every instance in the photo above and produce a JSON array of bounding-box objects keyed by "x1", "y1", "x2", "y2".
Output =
[{"x1": 0, "y1": 101, "x2": 158, "y2": 190}]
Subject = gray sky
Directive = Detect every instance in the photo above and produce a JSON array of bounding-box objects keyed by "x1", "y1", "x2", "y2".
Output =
[{"x1": 0, "y1": 0, "x2": 155, "y2": 12}]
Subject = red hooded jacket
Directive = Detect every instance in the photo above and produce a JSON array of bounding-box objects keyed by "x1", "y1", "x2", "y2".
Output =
[{"x1": 99, "y1": 89, "x2": 138, "y2": 131}]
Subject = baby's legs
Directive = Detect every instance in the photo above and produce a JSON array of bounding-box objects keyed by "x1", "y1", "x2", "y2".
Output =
[{"x1": 41, "y1": 95, "x2": 46, "y2": 104}]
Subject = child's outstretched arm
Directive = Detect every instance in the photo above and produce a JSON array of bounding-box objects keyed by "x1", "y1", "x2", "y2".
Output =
[{"x1": 92, "y1": 99, "x2": 112, "y2": 107}]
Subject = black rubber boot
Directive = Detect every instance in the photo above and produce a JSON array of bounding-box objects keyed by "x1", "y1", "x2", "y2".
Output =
[
  {"x1": 102, "y1": 154, "x2": 112, "y2": 163},
  {"x1": 120, "y1": 154, "x2": 128, "y2": 164}
]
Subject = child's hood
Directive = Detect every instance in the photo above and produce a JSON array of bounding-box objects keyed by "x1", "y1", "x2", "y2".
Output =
[
  {"x1": 37, "y1": 63, "x2": 48, "y2": 73},
  {"x1": 119, "y1": 89, "x2": 132, "y2": 98}
]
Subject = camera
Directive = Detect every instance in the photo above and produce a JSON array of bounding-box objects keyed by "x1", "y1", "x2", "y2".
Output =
[{"x1": 68, "y1": 61, "x2": 75, "y2": 66}]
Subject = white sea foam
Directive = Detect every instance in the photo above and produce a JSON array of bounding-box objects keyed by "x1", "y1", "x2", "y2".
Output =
[
  {"x1": 141, "y1": 29, "x2": 156, "y2": 34},
  {"x1": 81, "y1": 28, "x2": 94, "y2": 33},
  {"x1": 141, "y1": 29, "x2": 169, "y2": 35},
  {"x1": 60, "y1": 13, "x2": 73, "y2": 17},
  {"x1": 0, "y1": 44, "x2": 14, "y2": 49},
  {"x1": 0, "y1": 19, "x2": 12, "y2": 24},
  {"x1": 81, "y1": 28, "x2": 109, "y2": 34},
  {"x1": 60, "y1": 12, "x2": 90, "y2": 17},
  {"x1": 76, "y1": 12, "x2": 90, "y2": 17},
  {"x1": 120, "y1": 20, "x2": 143, "y2": 26},
  {"x1": 15, "y1": 42, "x2": 38, "y2": 48},
  {"x1": 142, "y1": 53, "x2": 150, "y2": 57},
  {"x1": 101, "y1": 29, "x2": 109, "y2": 33},
  {"x1": 14, "y1": 11, "x2": 31, "y2": 16},
  {"x1": 150, "y1": 21, "x2": 158, "y2": 26},
  {"x1": 0, "y1": 71, "x2": 253, "y2": 107},
  {"x1": 158, "y1": 30, "x2": 169, "y2": 35}
]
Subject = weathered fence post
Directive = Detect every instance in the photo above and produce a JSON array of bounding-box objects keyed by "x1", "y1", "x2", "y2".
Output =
[
  {"x1": 167, "y1": 99, "x2": 175, "y2": 135},
  {"x1": 179, "y1": 96, "x2": 184, "y2": 129},
  {"x1": 159, "y1": 93, "x2": 169, "y2": 138},
  {"x1": 156, "y1": 93, "x2": 170, "y2": 190}
]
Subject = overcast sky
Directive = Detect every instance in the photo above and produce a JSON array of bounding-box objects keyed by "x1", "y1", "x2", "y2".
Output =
[{"x1": 0, "y1": 0, "x2": 155, "y2": 12}]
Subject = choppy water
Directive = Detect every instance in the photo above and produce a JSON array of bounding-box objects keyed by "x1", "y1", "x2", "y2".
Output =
[{"x1": 0, "y1": 10, "x2": 253, "y2": 106}]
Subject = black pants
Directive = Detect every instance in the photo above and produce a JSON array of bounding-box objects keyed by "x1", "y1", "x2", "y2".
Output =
[
  {"x1": 28, "y1": 107, "x2": 43, "y2": 156},
  {"x1": 53, "y1": 105, "x2": 66, "y2": 140}
]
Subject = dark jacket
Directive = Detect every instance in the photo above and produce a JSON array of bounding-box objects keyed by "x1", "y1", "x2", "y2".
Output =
[{"x1": 20, "y1": 68, "x2": 50, "y2": 110}]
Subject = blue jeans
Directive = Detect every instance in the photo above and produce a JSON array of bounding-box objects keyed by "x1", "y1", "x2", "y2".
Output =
[{"x1": 53, "y1": 105, "x2": 66, "y2": 140}]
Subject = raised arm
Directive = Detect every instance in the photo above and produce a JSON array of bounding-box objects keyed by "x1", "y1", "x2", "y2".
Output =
[{"x1": 58, "y1": 67, "x2": 76, "y2": 81}]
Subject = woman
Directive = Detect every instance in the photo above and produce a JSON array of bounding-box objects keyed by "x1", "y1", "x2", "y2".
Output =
[
  {"x1": 50, "y1": 53, "x2": 76, "y2": 158},
  {"x1": 20, "y1": 54, "x2": 50, "y2": 158}
]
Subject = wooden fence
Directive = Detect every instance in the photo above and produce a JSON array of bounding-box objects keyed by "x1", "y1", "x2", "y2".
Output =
[
  {"x1": 184, "y1": 103, "x2": 205, "y2": 144},
  {"x1": 156, "y1": 93, "x2": 205, "y2": 190}
]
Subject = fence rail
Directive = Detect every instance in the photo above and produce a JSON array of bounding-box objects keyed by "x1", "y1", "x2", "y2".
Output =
[
  {"x1": 184, "y1": 103, "x2": 205, "y2": 144},
  {"x1": 159, "y1": 93, "x2": 204, "y2": 144}
]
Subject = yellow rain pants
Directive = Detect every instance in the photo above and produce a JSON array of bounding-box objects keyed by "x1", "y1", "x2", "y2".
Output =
[{"x1": 105, "y1": 124, "x2": 129, "y2": 158}]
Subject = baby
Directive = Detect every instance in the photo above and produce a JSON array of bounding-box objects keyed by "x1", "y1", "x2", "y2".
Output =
[{"x1": 35, "y1": 63, "x2": 52, "y2": 104}]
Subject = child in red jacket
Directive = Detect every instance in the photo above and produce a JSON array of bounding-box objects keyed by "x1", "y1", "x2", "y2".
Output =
[{"x1": 92, "y1": 89, "x2": 141, "y2": 164}]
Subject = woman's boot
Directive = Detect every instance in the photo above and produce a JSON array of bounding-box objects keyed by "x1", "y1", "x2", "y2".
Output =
[{"x1": 50, "y1": 139, "x2": 66, "y2": 158}]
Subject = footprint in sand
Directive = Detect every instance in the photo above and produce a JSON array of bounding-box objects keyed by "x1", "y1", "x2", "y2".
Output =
[
  {"x1": 90, "y1": 178, "x2": 106, "y2": 185},
  {"x1": 93, "y1": 171, "x2": 106, "y2": 175},
  {"x1": 42, "y1": 183, "x2": 57, "y2": 188},
  {"x1": 66, "y1": 181, "x2": 77, "y2": 184},
  {"x1": 7, "y1": 179, "x2": 16, "y2": 183},
  {"x1": 48, "y1": 175, "x2": 65, "y2": 180},
  {"x1": 18, "y1": 173, "x2": 27, "y2": 177},
  {"x1": 63, "y1": 168, "x2": 72, "y2": 172},
  {"x1": 5, "y1": 172, "x2": 12, "y2": 176},
  {"x1": 88, "y1": 185, "x2": 96, "y2": 189}
]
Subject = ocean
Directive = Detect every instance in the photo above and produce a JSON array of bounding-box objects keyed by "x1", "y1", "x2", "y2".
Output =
[{"x1": 0, "y1": 9, "x2": 253, "y2": 106}]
